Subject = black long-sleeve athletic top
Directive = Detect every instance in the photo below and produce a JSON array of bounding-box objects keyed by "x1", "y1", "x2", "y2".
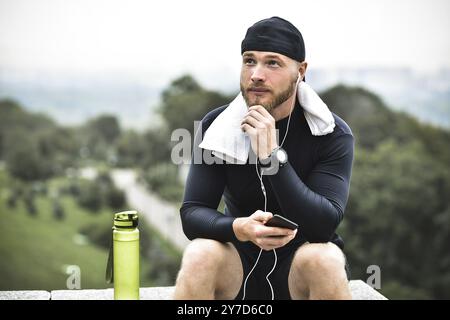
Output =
[{"x1": 180, "y1": 99, "x2": 354, "y2": 251}]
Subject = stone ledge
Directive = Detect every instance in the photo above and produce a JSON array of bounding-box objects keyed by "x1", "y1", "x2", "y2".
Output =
[
  {"x1": 1, "y1": 280, "x2": 387, "y2": 300},
  {"x1": 50, "y1": 287, "x2": 175, "y2": 300},
  {"x1": 0, "y1": 290, "x2": 51, "y2": 300},
  {"x1": 349, "y1": 280, "x2": 386, "y2": 300}
]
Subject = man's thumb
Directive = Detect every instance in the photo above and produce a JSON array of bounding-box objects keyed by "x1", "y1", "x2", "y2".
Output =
[{"x1": 252, "y1": 210, "x2": 273, "y2": 223}]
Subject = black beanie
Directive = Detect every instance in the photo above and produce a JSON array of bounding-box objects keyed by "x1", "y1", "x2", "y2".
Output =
[{"x1": 241, "y1": 16, "x2": 305, "y2": 62}]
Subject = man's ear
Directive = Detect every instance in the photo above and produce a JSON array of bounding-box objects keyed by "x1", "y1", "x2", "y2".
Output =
[{"x1": 299, "y1": 61, "x2": 308, "y2": 80}]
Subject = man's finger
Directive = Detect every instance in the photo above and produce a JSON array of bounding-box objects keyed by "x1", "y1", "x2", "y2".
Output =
[
  {"x1": 258, "y1": 236, "x2": 290, "y2": 249},
  {"x1": 252, "y1": 210, "x2": 273, "y2": 222},
  {"x1": 259, "y1": 226, "x2": 295, "y2": 237},
  {"x1": 240, "y1": 123, "x2": 256, "y2": 134},
  {"x1": 241, "y1": 115, "x2": 267, "y2": 129},
  {"x1": 248, "y1": 105, "x2": 273, "y2": 119},
  {"x1": 246, "y1": 109, "x2": 268, "y2": 122}
]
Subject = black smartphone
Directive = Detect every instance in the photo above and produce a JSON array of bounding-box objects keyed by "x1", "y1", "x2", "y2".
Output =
[{"x1": 265, "y1": 214, "x2": 298, "y2": 230}]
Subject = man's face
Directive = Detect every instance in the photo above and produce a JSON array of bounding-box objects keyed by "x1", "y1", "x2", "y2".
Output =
[{"x1": 240, "y1": 51, "x2": 303, "y2": 111}]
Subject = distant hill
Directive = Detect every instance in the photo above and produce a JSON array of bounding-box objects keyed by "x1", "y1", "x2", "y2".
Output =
[
  {"x1": 321, "y1": 84, "x2": 450, "y2": 164},
  {"x1": 309, "y1": 68, "x2": 450, "y2": 129},
  {"x1": 0, "y1": 71, "x2": 162, "y2": 130},
  {"x1": 1, "y1": 68, "x2": 449, "y2": 130}
]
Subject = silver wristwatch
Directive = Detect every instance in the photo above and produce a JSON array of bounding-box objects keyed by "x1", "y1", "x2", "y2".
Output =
[{"x1": 259, "y1": 147, "x2": 288, "y2": 168}]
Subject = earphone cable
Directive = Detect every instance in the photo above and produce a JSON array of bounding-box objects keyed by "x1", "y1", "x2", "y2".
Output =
[{"x1": 242, "y1": 83, "x2": 298, "y2": 300}]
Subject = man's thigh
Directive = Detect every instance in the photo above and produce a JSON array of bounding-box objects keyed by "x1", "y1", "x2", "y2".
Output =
[
  {"x1": 288, "y1": 242, "x2": 349, "y2": 300},
  {"x1": 214, "y1": 241, "x2": 244, "y2": 300}
]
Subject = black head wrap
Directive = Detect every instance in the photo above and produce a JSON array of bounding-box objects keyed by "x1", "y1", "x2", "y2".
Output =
[{"x1": 241, "y1": 16, "x2": 305, "y2": 62}]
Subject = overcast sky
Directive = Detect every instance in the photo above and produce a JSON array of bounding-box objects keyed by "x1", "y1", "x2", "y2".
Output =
[{"x1": 1, "y1": 0, "x2": 449, "y2": 87}]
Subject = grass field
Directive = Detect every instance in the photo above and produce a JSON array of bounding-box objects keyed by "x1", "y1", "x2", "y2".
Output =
[{"x1": 0, "y1": 169, "x2": 178, "y2": 290}]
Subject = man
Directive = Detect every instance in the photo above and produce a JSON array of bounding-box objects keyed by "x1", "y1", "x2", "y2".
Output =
[{"x1": 175, "y1": 17, "x2": 354, "y2": 300}]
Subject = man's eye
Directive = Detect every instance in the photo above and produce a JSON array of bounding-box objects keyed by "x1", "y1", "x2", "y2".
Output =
[
  {"x1": 268, "y1": 60, "x2": 280, "y2": 67},
  {"x1": 244, "y1": 58, "x2": 256, "y2": 65}
]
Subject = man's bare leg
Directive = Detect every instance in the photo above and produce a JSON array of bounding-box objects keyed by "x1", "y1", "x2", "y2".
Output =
[
  {"x1": 174, "y1": 238, "x2": 243, "y2": 300},
  {"x1": 288, "y1": 242, "x2": 352, "y2": 300}
]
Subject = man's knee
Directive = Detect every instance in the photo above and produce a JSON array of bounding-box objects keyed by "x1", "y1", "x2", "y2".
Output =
[
  {"x1": 178, "y1": 238, "x2": 227, "y2": 278},
  {"x1": 292, "y1": 242, "x2": 346, "y2": 277}
]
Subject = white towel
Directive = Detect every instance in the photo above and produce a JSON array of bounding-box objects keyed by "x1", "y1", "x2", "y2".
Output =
[{"x1": 199, "y1": 81, "x2": 335, "y2": 164}]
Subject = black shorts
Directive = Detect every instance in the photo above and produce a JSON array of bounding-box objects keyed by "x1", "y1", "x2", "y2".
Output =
[{"x1": 231, "y1": 240, "x2": 351, "y2": 300}]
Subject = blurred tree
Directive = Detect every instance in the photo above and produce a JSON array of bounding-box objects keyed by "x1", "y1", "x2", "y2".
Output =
[
  {"x1": 80, "y1": 114, "x2": 121, "y2": 161},
  {"x1": 107, "y1": 186, "x2": 126, "y2": 211},
  {"x1": 4, "y1": 129, "x2": 53, "y2": 181},
  {"x1": 23, "y1": 190, "x2": 37, "y2": 217},
  {"x1": 321, "y1": 85, "x2": 394, "y2": 149},
  {"x1": 0, "y1": 99, "x2": 26, "y2": 159},
  {"x1": 87, "y1": 115, "x2": 121, "y2": 144},
  {"x1": 1, "y1": 99, "x2": 80, "y2": 179},
  {"x1": 143, "y1": 74, "x2": 234, "y2": 196},
  {"x1": 158, "y1": 74, "x2": 234, "y2": 136},
  {"x1": 142, "y1": 162, "x2": 184, "y2": 203},
  {"x1": 77, "y1": 180, "x2": 102, "y2": 212},
  {"x1": 116, "y1": 130, "x2": 146, "y2": 167},
  {"x1": 141, "y1": 129, "x2": 173, "y2": 169},
  {"x1": 321, "y1": 85, "x2": 450, "y2": 299},
  {"x1": 322, "y1": 85, "x2": 450, "y2": 165},
  {"x1": 53, "y1": 200, "x2": 65, "y2": 221}
]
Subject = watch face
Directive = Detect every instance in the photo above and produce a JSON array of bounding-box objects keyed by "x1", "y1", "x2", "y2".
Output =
[{"x1": 276, "y1": 149, "x2": 287, "y2": 163}]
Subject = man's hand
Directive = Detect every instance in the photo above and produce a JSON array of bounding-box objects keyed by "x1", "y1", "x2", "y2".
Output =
[
  {"x1": 241, "y1": 105, "x2": 278, "y2": 160},
  {"x1": 232, "y1": 210, "x2": 297, "y2": 251}
]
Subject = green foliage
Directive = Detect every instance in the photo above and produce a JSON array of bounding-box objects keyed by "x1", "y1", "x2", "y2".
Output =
[
  {"x1": 116, "y1": 129, "x2": 147, "y2": 167},
  {"x1": 86, "y1": 114, "x2": 121, "y2": 144},
  {"x1": 0, "y1": 168, "x2": 180, "y2": 289},
  {"x1": 23, "y1": 191, "x2": 37, "y2": 217},
  {"x1": 321, "y1": 85, "x2": 450, "y2": 165},
  {"x1": 0, "y1": 99, "x2": 80, "y2": 181},
  {"x1": 77, "y1": 180, "x2": 103, "y2": 212},
  {"x1": 380, "y1": 281, "x2": 432, "y2": 300},
  {"x1": 141, "y1": 129, "x2": 173, "y2": 169},
  {"x1": 6, "y1": 192, "x2": 18, "y2": 208},
  {"x1": 115, "y1": 128, "x2": 173, "y2": 170},
  {"x1": 142, "y1": 163, "x2": 184, "y2": 203},
  {"x1": 158, "y1": 74, "x2": 234, "y2": 136},
  {"x1": 146, "y1": 238, "x2": 182, "y2": 285},
  {"x1": 75, "y1": 172, "x2": 126, "y2": 212},
  {"x1": 342, "y1": 140, "x2": 450, "y2": 298},
  {"x1": 321, "y1": 85, "x2": 395, "y2": 149},
  {"x1": 4, "y1": 129, "x2": 54, "y2": 181},
  {"x1": 0, "y1": 99, "x2": 25, "y2": 159},
  {"x1": 106, "y1": 186, "x2": 126, "y2": 210},
  {"x1": 78, "y1": 223, "x2": 112, "y2": 251},
  {"x1": 78, "y1": 114, "x2": 121, "y2": 163},
  {"x1": 138, "y1": 74, "x2": 234, "y2": 205},
  {"x1": 322, "y1": 85, "x2": 450, "y2": 299},
  {"x1": 52, "y1": 200, "x2": 65, "y2": 221}
]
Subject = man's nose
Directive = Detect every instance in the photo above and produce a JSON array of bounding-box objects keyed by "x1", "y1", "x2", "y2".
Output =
[{"x1": 250, "y1": 65, "x2": 266, "y2": 83}]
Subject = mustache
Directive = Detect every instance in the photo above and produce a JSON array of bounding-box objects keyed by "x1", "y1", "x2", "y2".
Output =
[{"x1": 246, "y1": 85, "x2": 272, "y2": 91}]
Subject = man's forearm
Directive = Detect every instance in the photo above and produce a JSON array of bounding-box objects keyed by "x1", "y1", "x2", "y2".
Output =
[
  {"x1": 266, "y1": 163, "x2": 343, "y2": 243},
  {"x1": 180, "y1": 203, "x2": 237, "y2": 242}
]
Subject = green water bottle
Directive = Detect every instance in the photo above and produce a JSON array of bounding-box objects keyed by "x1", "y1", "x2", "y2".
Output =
[{"x1": 106, "y1": 211, "x2": 140, "y2": 300}]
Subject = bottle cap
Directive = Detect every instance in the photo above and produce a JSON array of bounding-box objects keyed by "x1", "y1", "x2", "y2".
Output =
[{"x1": 114, "y1": 211, "x2": 139, "y2": 228}]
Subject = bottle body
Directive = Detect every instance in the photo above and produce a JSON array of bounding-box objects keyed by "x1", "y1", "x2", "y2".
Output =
[{"x1": 113, "y1": 227, "x2": 139, "y2": 300}]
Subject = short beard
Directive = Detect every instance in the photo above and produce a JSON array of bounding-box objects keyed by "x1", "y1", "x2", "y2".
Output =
[{"x1": 241, "y1": 76, "x2": 298, "y2": 112}]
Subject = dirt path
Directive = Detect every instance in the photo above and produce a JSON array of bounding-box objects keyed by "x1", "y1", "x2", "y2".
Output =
[{"x1": 111, "y1": 169, "x2": 189, "y2": 251}]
